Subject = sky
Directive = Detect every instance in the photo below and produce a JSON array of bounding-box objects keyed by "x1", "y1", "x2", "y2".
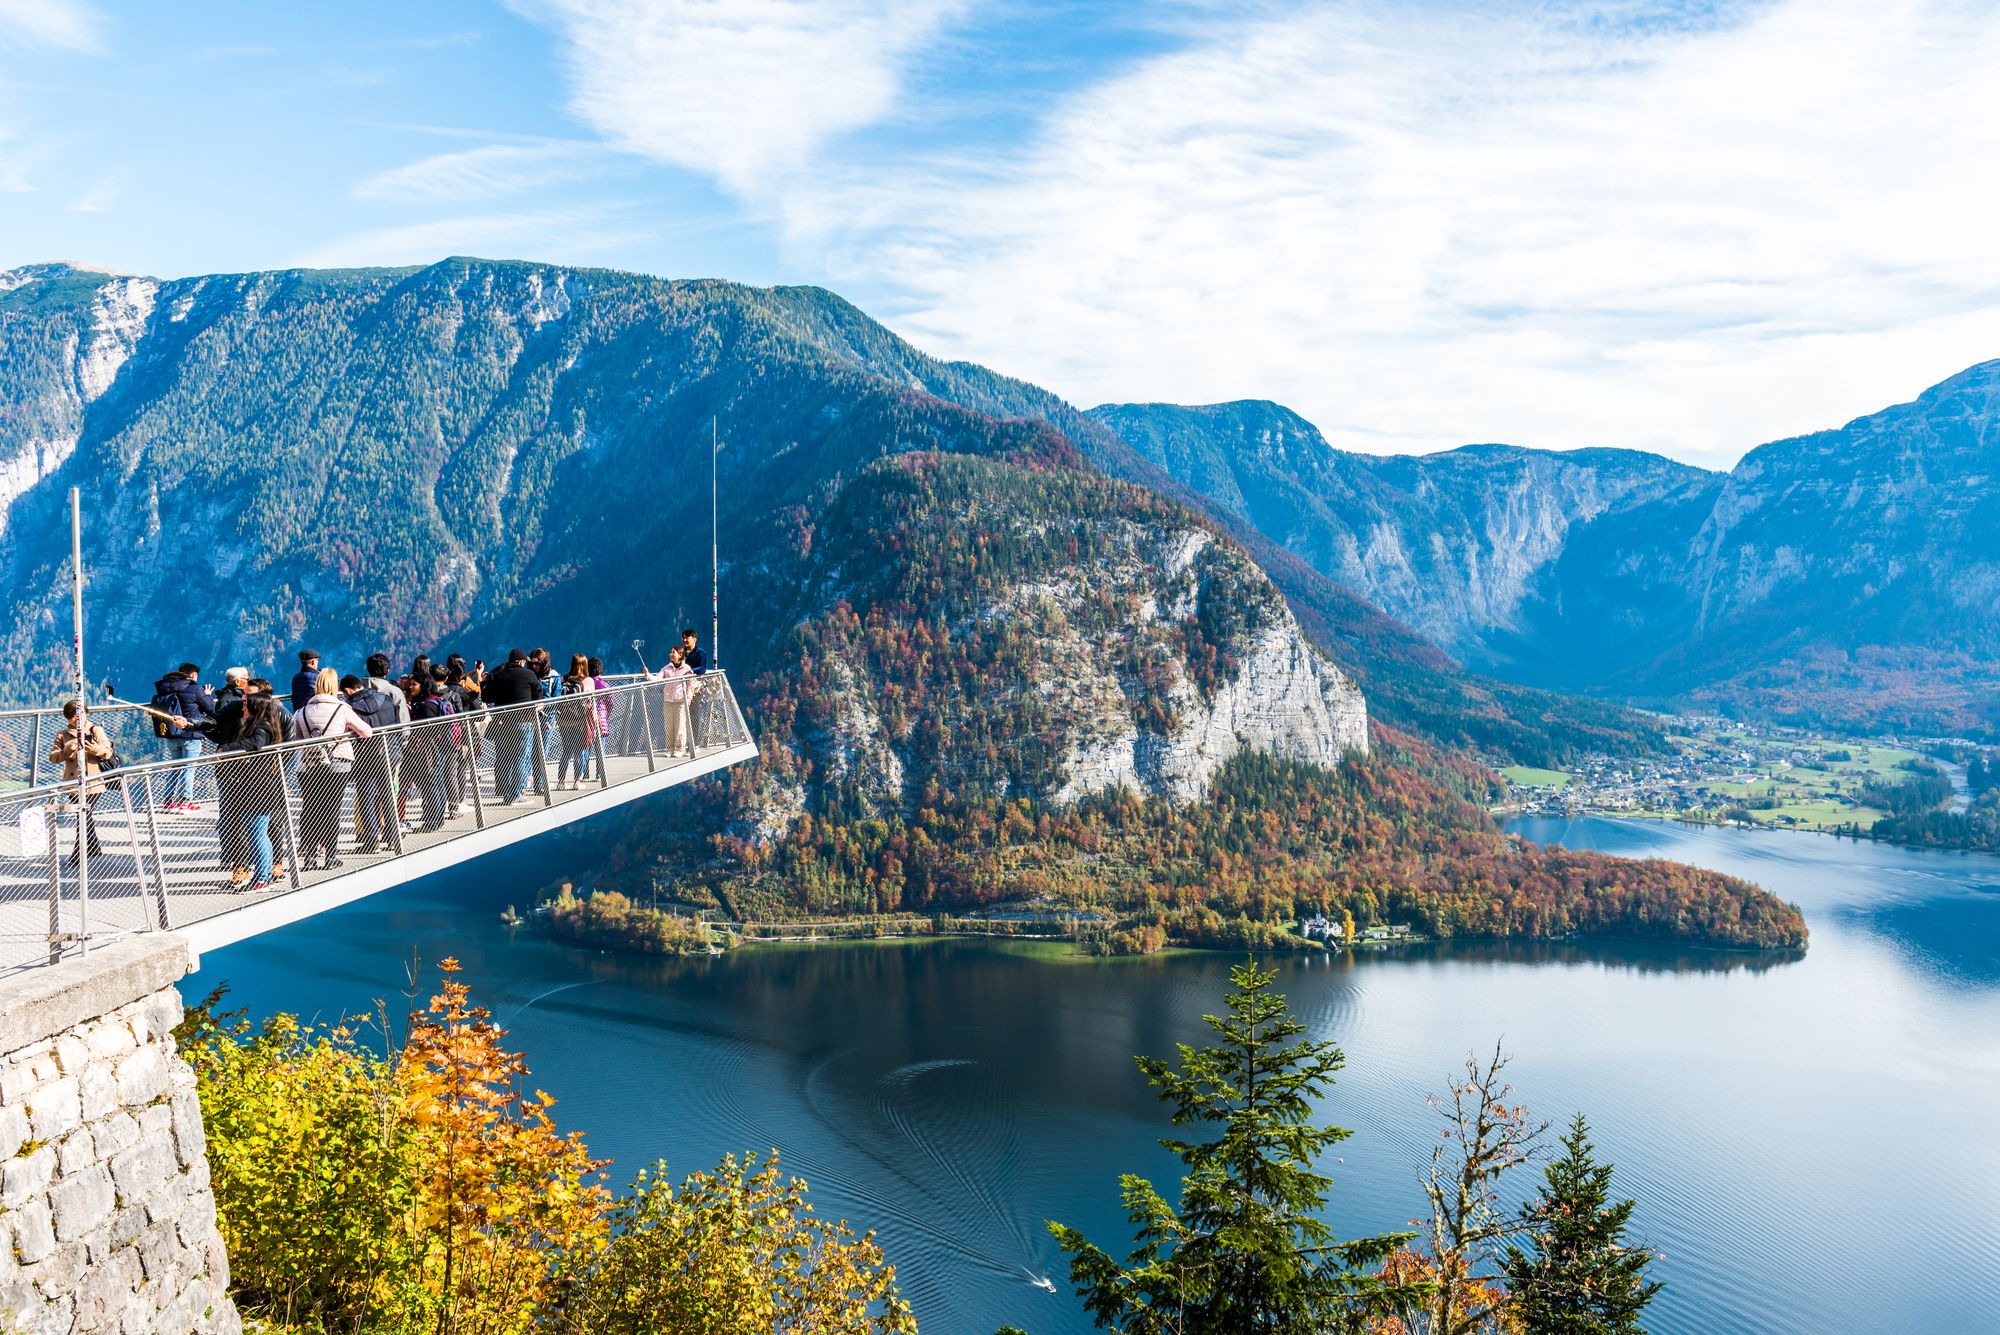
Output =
[{"x1": 3, "y1": 0, "x2": 1998, "y2": 467}]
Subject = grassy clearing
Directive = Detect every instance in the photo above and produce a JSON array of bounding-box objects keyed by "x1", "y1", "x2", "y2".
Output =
[{"x1": 1501, "y1": 766, "x2": 1572, "y2": 789}]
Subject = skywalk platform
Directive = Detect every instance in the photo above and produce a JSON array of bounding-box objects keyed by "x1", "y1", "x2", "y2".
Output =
[{"x1": 0, "y1": 673, "x2": 756, "y2": 972}]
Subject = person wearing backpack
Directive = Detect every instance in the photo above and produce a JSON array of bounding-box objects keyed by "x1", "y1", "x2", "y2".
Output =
[
  {"x1": 407, "y1": 674, "x2": 455, "y2": 831},
  {"x1": 218, "y1": 694, "x2": 288, "y2": 891},
  {"x1": 342, "y1": 673, "x2": 401, "y2": 854},
  {"x1": 481, "y1": 649, "x2": 540, "y2": 803},
  {"x1": 554, "y1": 655, "x2": 597, "y2": 790},
  {"x1": 151, "y1": 663, "x2": 216, "y2": 811},
  {"x1": 291, "y1": 668, "x2": 372, "y2": 870},
  {"x1": 586, "y1": 655, "x2": 613, "y2": 779}
]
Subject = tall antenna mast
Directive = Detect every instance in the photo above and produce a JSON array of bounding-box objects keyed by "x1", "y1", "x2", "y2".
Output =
[
  {"x1": 70, "y1": 485, "x2": 89, "y2": 953},
  {"x1": 712, "y1": 415, "x2": 720, "y2": 670}
]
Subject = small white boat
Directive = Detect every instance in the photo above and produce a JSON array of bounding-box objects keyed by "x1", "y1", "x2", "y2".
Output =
[{"x1": 1031, "y1": 1276, "x2": 1057, "y2": 1293}]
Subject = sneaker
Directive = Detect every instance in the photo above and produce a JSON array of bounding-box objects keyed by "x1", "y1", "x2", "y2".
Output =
[{"x1": 245, "y1": 878, "x2": 279, "y2": 893}]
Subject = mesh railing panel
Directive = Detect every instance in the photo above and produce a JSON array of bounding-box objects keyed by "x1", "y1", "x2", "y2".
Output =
[{"x1": 0, "y1": 671, "x2": 752, "y2": 973}]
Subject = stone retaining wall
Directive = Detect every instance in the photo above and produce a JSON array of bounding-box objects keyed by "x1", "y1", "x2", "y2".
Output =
[{"x1": 1, "y1": 936, "x2": 239, "y2": 1335}]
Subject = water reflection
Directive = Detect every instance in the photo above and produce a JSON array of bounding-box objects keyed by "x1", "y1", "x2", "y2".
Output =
[
  {"x1": 1370, "y1": 937, "x2": 1804, "y2": 975},
  {"x1": 1508, "y1": 815, "x2": 2000, "y2": 988}
]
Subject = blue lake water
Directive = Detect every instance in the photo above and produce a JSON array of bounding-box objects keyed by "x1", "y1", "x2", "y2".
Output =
[{"x1": 193, "y1": 814, "x2": 2000, "y2": 1333}]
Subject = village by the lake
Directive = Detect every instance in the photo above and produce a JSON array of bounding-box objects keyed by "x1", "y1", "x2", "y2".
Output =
[{"x1": 1500, "y1": 713, "x2": 1990, "y2": 833}]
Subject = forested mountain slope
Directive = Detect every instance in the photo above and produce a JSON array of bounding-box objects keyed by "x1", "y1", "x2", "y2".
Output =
[{"x1": 1094, "y1": 369, "x2": 2000, "y2": 737}]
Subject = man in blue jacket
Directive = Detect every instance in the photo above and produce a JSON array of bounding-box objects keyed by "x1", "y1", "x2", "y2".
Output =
[
  {"x1": 290, "y1": 649, "x2": 321, "y2": 712},
  {"x1": 150, "y1": 663, "x2": 215, "y2": 810}
]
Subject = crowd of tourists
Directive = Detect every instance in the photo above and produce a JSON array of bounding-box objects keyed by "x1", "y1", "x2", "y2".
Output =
[{"x1": 48, "y1": 630, "x2": 712, "y2": 894}]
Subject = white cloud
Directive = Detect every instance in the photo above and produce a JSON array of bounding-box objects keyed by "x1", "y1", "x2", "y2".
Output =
[
  {"x1": 355, "y1": 142, "x2": 609, "y2": 203},
  {"x1": 516, "y1": 0, "x2": 2000, "y2": 464},
  {"x1": 0, "y1": 0, "x2": 99, "y2": 51},
  {"x1": 523, "y1": 0, "x2": 968, "y2": 195}
]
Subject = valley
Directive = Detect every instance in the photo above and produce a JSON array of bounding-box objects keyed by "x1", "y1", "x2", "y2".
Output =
[{"x1": 1500, "y1": 714, "x2": 1997, "y2": 845}]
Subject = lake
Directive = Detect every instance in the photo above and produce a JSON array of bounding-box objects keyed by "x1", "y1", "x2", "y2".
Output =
[{"x1": 193, "y1": 814, "x2": 2000, "y2": 1334}]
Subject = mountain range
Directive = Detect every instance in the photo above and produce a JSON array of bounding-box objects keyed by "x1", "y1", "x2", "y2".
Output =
[
  {"x1": 1093, "y1": 373, "x2": 2000, "y2": 738},
  {"x1": 0, "y1": 255, "x2": 1848, "y2": 948}
]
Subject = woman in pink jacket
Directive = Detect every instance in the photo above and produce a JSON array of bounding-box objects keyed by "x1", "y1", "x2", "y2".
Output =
[{"x1": 658, "y1": 644, "x2": 694, "y2": 757}]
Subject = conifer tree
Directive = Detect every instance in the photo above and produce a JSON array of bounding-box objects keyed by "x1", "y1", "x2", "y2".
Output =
[
  {"x1": 1049, "y1": 961, "x2": 1421, "y2": 1333},
  {"x1": 1502, "y1": 1115, "x2": 1661, "y2": 1335}
]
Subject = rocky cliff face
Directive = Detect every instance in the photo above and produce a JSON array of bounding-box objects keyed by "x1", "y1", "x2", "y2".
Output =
[
  {"x1": 1095, "y1": 370, "x2": 2000, "y2": 736},
  {"x1": 1089, "y1": 400, "x2": 1717, "y2": 652},
  {"x1": 0, "y1": 266, "x2": 160, "y2": 537},
  {"x1": 737, "y1": 452, "x2": 1366, "y2": 834}
]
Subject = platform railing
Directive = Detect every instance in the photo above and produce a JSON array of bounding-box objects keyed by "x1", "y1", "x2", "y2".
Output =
[{"x1": 0, "y1": 671, "x2": 752, "y2": 974}]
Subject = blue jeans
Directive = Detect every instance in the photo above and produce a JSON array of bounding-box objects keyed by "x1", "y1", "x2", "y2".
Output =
[
  {"x1": 165, "y1": 737, "x2": 204, "y2": 802},
  {"x1": 248, "y1": 811, "x2": 274, "y2": 884},
  {"x1": 494, "y1": 722, "x2": 533, "y2": 801},
  {"x1": 417, "y1": 748, "x2": 449, "y2": 828}
]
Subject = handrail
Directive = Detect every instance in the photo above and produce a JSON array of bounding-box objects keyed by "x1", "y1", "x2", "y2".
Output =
[
  {"x1": 0, "y1": 669, "x2": 755, "y2": 973},
  {"x1": 3, "y1": 671, "x2": 739, "y2": 802}
]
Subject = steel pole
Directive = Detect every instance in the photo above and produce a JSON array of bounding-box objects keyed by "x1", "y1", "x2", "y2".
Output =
[
  {"x1": 712, "y1": 415, "x2": 719, "y2": 671},
  {"x1": 70, "y1": 487, "x2": 89, "y2": 953}
]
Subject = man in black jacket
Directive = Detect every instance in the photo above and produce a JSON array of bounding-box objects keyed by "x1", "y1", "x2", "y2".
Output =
[
  {"x1": 482, "y1": 649, "x2": 541, "y2": 802},
  {"x1": 151, "y1": 664, "x2": 216, "y2": 810},
  {"x1": 678, "y1": 629, "x2": 709, "y2": 747},
  {"x1": 342, "y1": 674, "x2": 402, "y2": 852},
  {"x1": 290, "y1": 650, "x2": 321, "y2": 712}
]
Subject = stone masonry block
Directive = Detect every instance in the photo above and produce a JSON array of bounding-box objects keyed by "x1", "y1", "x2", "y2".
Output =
[
  {"x1": 56, "y1": 1126, "x2": 98, "y2": 1176},
  {"x1": 92, "y1": 1110, "x2": 139, "y2": 1161},
  {"x1": 0, "y1": 1060, "x2": 39, "y2": 1105},
  {"x1": 10, "y1": 1199, "x2": 56, "y2": 1264},
  {"x1": 110, "y1": 1138, "x2": 176, "y2": 1202},
  {"x1": 170, "y1": 1091, "x2": 206, "y2": 1167},
  {"x1": 48, "y1": 1164, "x2": 115, "y2": 1242},
  {"x1": 203, "y1": 1219, "x2": 231, "y2": 1292},
  {"x1": 78, "y1": 1063, "x2": 120, "y2": 1121},
  {"x1": 26, "y1": 1237, "x2": 82, "y2": 1297},
  {"x1": 3, "y1": 1144, "x2": 56, "y2": 1207},
  {"x1": 145, "y1": 990, "x2": 184, "y2": 1044},
  {"x1": 142, "y1": 1170, "x2": 193, "y2": 1227},
  {"x1": 2, "y1": 1285, "x2": 73, "y2": 1335},
  {"x1": 0, "y1": 1102, "x2": 27, "y2": 1157},
  {"x1": 50, "y1": 1034, "x2": 90, "y2": 1076},
  {"x1": 25, "y1": 1076, "x2": 80, "y2": 1141},
  {"x1": 25, "y1": 1055, "x2": 58, "y2": 1086},
  {"x1": 113, "y1": 1047, "x2": 166, "y2": 1108},
  {"x1": 136, "y1": 1220, "x2": 179, "y2": 1283},
  {"x1": 82, "y1": 1017, "x2": 135, "y2": 1062},
  {"x1": 137, "y1": 1106, "x2": 172, "y2": 1144},
  {"x1": 107, "y1": 1203, "x2": 148, "y2": 1251},
  {"x1": 69, "y1": 1246, "x2": 141, "y2": 1328}
]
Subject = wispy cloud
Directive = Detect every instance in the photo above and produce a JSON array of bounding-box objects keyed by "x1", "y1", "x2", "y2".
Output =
[
  {"x1": 0, "y1": 0, "x2": 100, "y2": 52},
  {"x1": 355, "y1": 142, "x2": 610, "y2": 203},
  {"x1": 525, "y1": 0, "x2": 970, "y2": 195},
  {"x1": 530, "y1": 0, "x2": 2000, "y2": 464}
]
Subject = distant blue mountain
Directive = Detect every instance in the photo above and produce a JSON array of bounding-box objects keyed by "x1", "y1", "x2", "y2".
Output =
[{"x1": 1092, "y1": 367, "x2": 2000, "y2": 737}]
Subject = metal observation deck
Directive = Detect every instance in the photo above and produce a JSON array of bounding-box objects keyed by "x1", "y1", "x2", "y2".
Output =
[{"x1": 0, "y1": 672, "x2": 756, "y2": 973}]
